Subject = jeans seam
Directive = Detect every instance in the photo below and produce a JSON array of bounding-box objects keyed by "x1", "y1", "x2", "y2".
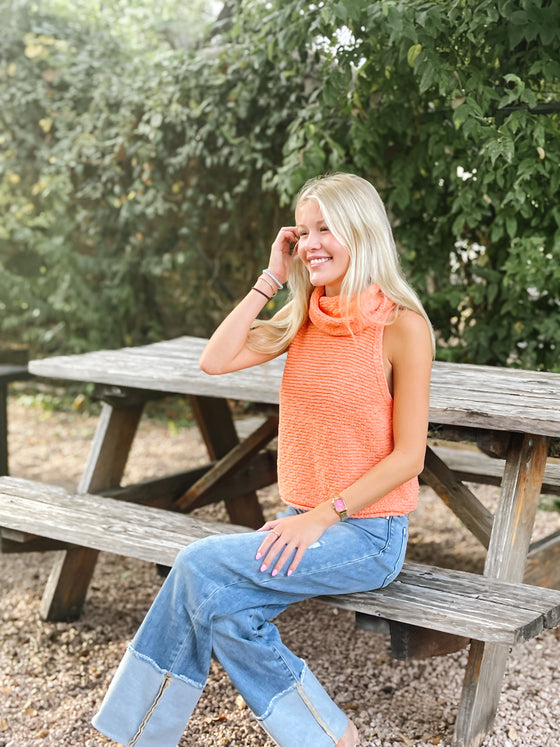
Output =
[
  {"x1": 129, "y1": 672, "x2": 172, "y2": 746},
  {"x1": 296, "y1": 680, "x2": 339, "y2": 743},
  {"x1": 256, "y1": 662, "x2": 339, "y2": 744}
]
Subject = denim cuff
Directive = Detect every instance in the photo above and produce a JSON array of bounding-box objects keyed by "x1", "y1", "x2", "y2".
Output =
[
  {"x1": 257, "y1": 663, "x2": 348, "y2": 747},
  {"x1": 92, "y1": 647, "x2": 202, "y2": 746}
]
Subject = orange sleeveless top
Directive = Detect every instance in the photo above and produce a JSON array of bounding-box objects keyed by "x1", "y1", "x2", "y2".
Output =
[{"x1": 277, "y1": 285, "x2": 418, "y2": 518}]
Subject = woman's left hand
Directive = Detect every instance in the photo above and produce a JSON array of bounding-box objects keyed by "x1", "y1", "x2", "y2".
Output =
[{"x1": 255, "y1": 508, "x2": 336, "y2": 577}]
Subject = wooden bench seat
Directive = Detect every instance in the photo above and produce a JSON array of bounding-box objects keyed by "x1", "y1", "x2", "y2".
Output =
[
  {"x1": 431, "y1": 443, "x2": 560, "y2": 496},
  {"x1": 2, "y1": 476, "x2": 560, "y2": 649}
]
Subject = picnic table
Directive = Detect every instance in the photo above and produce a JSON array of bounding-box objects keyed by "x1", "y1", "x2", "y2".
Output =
[{"x1": 3, "y1": 335, "x2": 560, "y2": 747}]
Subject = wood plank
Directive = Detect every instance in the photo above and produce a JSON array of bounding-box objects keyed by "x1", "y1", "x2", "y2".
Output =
[
  {"x1": 453, "y1": 433, "x2": 549, "y2": 747},
  {"x1": 355, "y1": 613, "x2": 470, "y2": 660},
  {"x1": 0, "y1": 478, "x2": 249, "y2": 566},
  {"x1": 396, "y1": 562, "x2": 560, "y2": 623},
  {"x1": 175, "y1": 415, "x2": 279, "y2": 511},
  {"x1": 29, "y1": 337, "x2": 560, "y2": 437},
  {"x1": 319, "y1": 584, "x2": 545, "y2": 644},
  {"x1": 453, "y1": 641, "x2": 509, "y2": 747},
  {"x1": 77, "y1": 401, "x2": 144, "y2": 494},
  {"x1": 0, "y1": 379, "x2": 7, "y2": 476},
  {"x1": 40, "y1": 402, "x2": 144, "y2": 621},
  {"x1": 0, "y1": 364, "x2": 31, "y2": 383},
  {"x1": 484, "y1": 434, "x2": 549, "y2": 581},
  {"x1": 384, "y1": 621, "x2": 470, "y2": 660},
  {"x1": 101, "y1": 451, "x2": 278, "y2": 510},
  {"x1": 431, "y1": 444, "x2": 560, "y2": 494},
  {"x1": 191, "y1": 396, "x2": 265, "y2": 528},
  {"x1": 421, "y1": 446, "x2": 493, "y2": 548},
  {"x1": 0, "y1": 534, "x2": 69, "y2": 554},
  {"x1": 3, "y1": 480, "x2": 560, "y2": 645}
]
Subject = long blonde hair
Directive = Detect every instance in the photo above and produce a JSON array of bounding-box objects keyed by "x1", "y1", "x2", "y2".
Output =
[{"x1": 248, "y1": 173, "x2": 435, "y2": 354}]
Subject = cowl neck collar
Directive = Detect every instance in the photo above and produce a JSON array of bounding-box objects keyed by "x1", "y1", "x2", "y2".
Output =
[{"x1": 308, "y1": 284, "x2": 391, "y2": 336}]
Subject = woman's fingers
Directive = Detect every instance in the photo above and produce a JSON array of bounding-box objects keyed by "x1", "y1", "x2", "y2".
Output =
[
  {"x1": 255, "y1": 528, "x2": 291, "y2": 573},
  {"x1": 255, "y1": 527, "x2": 282, "y2": 563},
  {"x1": 255, "y1": 512, "x2": 326, "y2": 577},
  {"x1": 255, "y1": 528, "x2": 306, "y2": 577},
  {"x1": 261, "y1": 537, "x2": 294, "y2": 577},
  {"x1": 269, "y1": 227, "x2": 300, "y2": 281}
]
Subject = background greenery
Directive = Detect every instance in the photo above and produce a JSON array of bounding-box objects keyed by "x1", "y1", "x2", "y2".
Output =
[{"x1": 1, "y1": 0, "x2": 559, "y2": 369}]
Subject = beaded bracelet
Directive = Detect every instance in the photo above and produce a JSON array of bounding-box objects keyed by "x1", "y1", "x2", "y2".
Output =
[
  {"x1": 252, "y1": 286, "x2": 272, "y2": 302},
  {"x1": 262, "y1": 269, "x2": 283, "y2": 290}
]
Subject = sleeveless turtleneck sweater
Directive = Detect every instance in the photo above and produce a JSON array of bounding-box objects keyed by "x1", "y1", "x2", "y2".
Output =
[{"x1": 277, "y1": 284, "x2": 418, "y2": 518}]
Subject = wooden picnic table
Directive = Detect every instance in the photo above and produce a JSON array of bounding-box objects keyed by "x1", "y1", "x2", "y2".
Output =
[{"x1": 16, "y1": 335, "x2": 560, "y2": 745}]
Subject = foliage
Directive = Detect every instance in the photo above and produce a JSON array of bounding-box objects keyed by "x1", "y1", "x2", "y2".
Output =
[
  {"x1": 1, "y1": 0, "x2": 559, "y2": 370},
  {"x1": 0, "y1": 0, "x2": 297, "y2": 352},
  {"x1": 261, "y1": 0, "x2": 560, "y2": 369}
]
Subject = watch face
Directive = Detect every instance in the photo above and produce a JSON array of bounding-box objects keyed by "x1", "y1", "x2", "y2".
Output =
[{"x1": 334, "y1": 498, "x2": 345, "y2": 512}]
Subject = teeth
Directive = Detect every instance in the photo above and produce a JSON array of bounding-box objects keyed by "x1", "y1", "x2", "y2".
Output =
[{"x1": 310, "y1": 257, "x2": 330, "y2": 265}]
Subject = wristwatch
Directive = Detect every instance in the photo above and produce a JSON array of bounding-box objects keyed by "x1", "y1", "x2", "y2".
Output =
[{"x1": 331, "y1": 494, "x2": 349, "y2": 521}]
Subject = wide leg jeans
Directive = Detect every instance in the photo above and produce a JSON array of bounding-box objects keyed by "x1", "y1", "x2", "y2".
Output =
[{"x1": 92, "y1": 513, "x2": 408, "y2": 747}]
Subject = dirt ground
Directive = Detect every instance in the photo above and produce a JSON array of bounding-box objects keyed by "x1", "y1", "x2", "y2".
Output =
[{"x1": 1, "y1": 394, "x2": 560, "y2": 746}]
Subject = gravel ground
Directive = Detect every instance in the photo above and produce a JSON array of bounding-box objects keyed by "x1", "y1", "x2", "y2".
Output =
[{"x1": 1, "y1": 395, "x2": 560, "y2": 747}]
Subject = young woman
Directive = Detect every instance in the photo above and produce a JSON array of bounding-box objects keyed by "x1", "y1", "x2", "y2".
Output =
[{"x1": 93, "y1": 173, "x2": 434, "y2": 747}]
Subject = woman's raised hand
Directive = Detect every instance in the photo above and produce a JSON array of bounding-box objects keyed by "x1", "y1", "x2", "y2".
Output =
[{"x1": 267, "y1": 226, "x2": 300, "y2": 285}]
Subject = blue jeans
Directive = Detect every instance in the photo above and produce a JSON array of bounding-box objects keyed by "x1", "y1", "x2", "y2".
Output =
[{"x1": 92, "y1": 512, "x2": 408, "y2": 747}]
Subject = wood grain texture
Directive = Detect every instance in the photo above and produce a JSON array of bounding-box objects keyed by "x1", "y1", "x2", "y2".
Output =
[
  {"x1": 421, "y1": 446, "x2": 493, "y2": 548},
  {"x1": 430, "y1": 444, "x2": 560, "y2": 494},
  {"x1": 2, "y1": 477, "x2": 560, "y2": 645},
  {"x1": 29, "y1": 336, "x2": 560, "y2": 437}
]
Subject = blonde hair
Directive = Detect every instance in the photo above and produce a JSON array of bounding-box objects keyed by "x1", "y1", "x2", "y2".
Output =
[{"x1": 248, "y1": 173, "x2": 435, "y2": 355}]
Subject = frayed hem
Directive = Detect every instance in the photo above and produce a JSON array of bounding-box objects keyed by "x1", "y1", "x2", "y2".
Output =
[{"x1": 127, "y1": 645, "x2": 205, "y2": 690}]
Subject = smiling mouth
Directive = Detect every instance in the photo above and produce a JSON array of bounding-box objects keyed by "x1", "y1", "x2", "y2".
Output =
[{"x1": 309, "y1": 257, "x2": 331, "y2": 266}]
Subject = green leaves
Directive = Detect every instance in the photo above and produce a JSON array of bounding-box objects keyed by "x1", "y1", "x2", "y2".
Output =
[{"x1": 1, "y1": 0, "x2": 559, "y2": 370}]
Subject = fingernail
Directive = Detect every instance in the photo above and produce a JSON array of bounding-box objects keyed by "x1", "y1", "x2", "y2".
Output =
[
  {"x1": 255, "y1": 552, "x2": 262, "y2": 560},
  {"x1": 287, "y1": 570, "x2": 293, "y2": 576},
  {"x1": 271, "y1": 569, "x2": 278, "y2": 577},
  {"x1": 260, "y1": 563, "x2": 267, "y2": 572}
]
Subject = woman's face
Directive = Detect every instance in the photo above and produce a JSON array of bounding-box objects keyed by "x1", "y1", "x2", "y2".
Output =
[{"x1": 296, "y1": 200, "x2": 350, "y2": 297}]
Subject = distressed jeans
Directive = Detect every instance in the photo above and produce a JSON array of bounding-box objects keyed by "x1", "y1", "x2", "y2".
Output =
[{"x1": 92, "y1": 511, "x2": 408, "y2": 747}]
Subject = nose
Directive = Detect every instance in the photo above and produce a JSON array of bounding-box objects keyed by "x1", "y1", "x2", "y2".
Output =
[{"x1": 304, "y1": 230, "x2": 322, "y2": 251}]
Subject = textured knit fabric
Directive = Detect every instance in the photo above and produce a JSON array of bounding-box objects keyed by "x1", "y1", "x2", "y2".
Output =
[{"x1": 277, "y1": 284, "x2": 419, "y2": 518}]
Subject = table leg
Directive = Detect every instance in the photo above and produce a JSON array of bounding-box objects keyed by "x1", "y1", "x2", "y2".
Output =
[
  {"x1": 452, "y1": 433, "x2": 548, "y2": 747},
  {"x1": 190, "y1": 395, "x2": 265, "y2": 529},
  {"x1": 0, "y1": 380, "x2": 7, "y2": 476},
  {"x1": 40, "y1": 402, "x2": 144, "y2": 621}
]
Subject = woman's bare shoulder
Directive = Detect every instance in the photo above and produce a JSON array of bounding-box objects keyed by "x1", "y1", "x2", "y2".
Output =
[{"x1": 384, "y1": 307, "x2": 433, "y2": 363}]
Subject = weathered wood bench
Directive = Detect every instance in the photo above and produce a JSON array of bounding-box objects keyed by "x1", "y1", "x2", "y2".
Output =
[
  {"x1": 430, "y1": 443, "x2": 560, "y2": 496},
  {"x1": 2, "y1": 475, "x2": 560, "y2": 747}
]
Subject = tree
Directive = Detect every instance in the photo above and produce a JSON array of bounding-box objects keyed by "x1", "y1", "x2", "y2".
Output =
[
  {"x1": 1, "y1": 0, "x2": 559, "y2": 370},
  {"x1": 0, "y1": 0, "x2": 300, "y2": 351},
  {"x1": 263, "y1": 0, "x2": 560, "y2": 369}
]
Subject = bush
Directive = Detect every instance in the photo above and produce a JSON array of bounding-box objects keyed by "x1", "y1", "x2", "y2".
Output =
[{"x1": 1, "y1": 0, "x2": 559, "y2": 370}]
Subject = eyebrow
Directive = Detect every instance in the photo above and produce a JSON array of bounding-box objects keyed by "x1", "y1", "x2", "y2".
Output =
[{"x1": 296, "y1": 220, "x2": 327, "y2": 229}]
